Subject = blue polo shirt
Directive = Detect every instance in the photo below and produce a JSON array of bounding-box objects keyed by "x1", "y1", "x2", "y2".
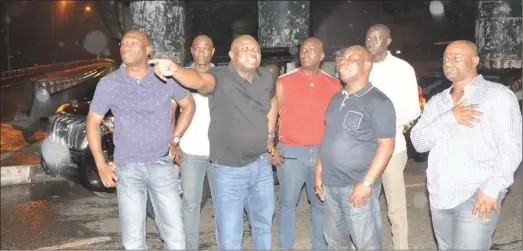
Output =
[
  {"x1": 89, "y1": 64, "x2": 189, "y2": 165},
  {"x1": 320, "y1": 83, "x2": 396, "y2": 187}
]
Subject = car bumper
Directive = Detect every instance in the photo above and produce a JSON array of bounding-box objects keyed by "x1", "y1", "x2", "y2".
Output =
[{"x1": 40, "y1": 143, "x2": 114, "y2": 193}]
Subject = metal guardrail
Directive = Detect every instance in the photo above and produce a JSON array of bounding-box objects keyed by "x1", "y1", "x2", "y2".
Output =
[
  {"x1": 36, "y1": 61, "x2": 114, "y2": 95},
  {"x1": 0, "y1": 58, "x2": 114, "y2": 81}
]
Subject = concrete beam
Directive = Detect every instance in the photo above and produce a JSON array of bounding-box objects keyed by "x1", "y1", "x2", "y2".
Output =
[
  {"x1": 476, "y1": 0, "x2": 522, "y2": 69},
  {"x1": 130, "y1": 1, "x2": 187, "y2": 64},
  {"x1": 258, "y1": 1, "x2": 310, "y2": 48}
]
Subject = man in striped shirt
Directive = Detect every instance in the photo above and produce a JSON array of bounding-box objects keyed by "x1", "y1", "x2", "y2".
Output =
[{"x1": 411, "y1": 40, "x2": 522, "y2": 250}]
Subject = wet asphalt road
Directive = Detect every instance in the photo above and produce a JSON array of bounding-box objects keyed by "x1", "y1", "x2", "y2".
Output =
[
  {"x1": 0, "y1": 181, "x2": 112, "y2": 250},
  {"x1": 1, "y1": 162, "x2": 522, "y2": 250}
]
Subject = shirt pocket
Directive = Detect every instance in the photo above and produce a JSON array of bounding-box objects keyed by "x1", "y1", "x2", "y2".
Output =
[{"x1": 343, "y1": 110, "x2": 363, "y2": 130}]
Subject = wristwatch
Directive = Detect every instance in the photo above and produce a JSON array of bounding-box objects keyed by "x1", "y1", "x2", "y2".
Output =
[
  {"x1": 172, "y1": 136, "x2": 181, "y2": 145},
  {"x1": 363, "y1": 180, "x2": 373, "y2": 188},
  {"x1": 268, "y1": 132, "x2": 276, "y2": 139}
]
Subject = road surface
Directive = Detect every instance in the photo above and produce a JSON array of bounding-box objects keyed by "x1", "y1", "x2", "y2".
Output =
[{"x1": 1, "y1": 160, "x2": 521, "y2": 250}]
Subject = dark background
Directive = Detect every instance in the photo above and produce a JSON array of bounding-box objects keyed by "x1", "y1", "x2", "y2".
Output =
[{"x1": 0, "y1": 0, "x2": 481, "y2": 72}]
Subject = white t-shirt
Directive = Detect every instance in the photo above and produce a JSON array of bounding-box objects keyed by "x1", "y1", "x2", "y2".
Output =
[
  {"x1": 179, "y1": 63, "x2": 213, "y2": 157},
  {"x1": 369, "y1": 52, "x2": 421, "y2": 155}
]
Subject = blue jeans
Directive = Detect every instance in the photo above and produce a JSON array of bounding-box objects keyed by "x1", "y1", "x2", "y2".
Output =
[
  {"x1": 430, "y1": 191, "x2": 507, "y2": 250},
  {"x1": 115, "y1": 156, "x2": 185, "y2": 250},
  {"x1": 180, "y1": 152, "x2": 217, "y2": 249},
  {"x1": 276, "y1": 144, "x2": 326, "y2": 249},
  {"x1": 323, "y1": 184, "x2": 382, "y2": 250},
  {"x1": 213, "y1": 154, "x2": 275, "y2": 250}
]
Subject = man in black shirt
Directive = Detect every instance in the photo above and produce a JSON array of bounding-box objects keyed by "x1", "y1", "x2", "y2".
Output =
[{"x1": 150, "y1": 35, "x2": 278, "y2": 250}]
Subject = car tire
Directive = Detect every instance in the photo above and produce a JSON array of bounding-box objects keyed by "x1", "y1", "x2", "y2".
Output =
[
  {"x1": 201, "y1": 175, "x2": 211, "y2": 211},
  {"x1": 91, "y1": 191, "x2": 117, "y2": 199}
]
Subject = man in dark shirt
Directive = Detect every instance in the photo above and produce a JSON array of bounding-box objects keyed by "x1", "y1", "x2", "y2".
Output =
[
  {"x1": 86, "y1": 30, "x2": 195, "y2": 250},
  {"x1": 314, "y1": 45, "x2": 396, "y2": 250},
  {"x1": 149, "y1": 35, "x2": 278, "y2": 250}
]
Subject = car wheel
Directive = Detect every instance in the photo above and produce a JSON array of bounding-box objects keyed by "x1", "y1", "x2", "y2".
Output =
[
  {"x1": 91, "y1": 191, "x2": 117, "y2": 199},
  {"x1": 201, "y1": 175, "x2": 211, "y2": 211}
]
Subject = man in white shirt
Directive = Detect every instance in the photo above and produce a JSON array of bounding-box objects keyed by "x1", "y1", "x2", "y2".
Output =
[
  {"x1": 365, "y1": 24, "x2": 420, "y2": 250},
  {"x1": 410, "y1": 40, "x2": 522, "y2": 250},
  {"x1": 176, "y1": 34, "x2": 217, "y2": 249}
]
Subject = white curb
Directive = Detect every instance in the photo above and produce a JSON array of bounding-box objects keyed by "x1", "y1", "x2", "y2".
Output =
[{"x1": 1, "y1": 164, "x2": 64, "y2": 187}]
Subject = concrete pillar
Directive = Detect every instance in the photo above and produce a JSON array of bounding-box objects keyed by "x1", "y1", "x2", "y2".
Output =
[
  {"x1": 258, "y1": 1, "x2": 310, "y2": 48},
  {"x1": 130, "y1": 0, "x2": 186, "y2": 64},
  {"x1": 475, "y1": 0, "x2": 522, "y2": 69}
]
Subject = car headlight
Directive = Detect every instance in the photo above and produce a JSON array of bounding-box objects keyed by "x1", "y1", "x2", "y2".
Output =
[
  {"x1": 79, "y1": 133, "x2": 89, "y2": 150},
  {"x1": 101, "y1": 116, "x2": 114, "y2": 134}
]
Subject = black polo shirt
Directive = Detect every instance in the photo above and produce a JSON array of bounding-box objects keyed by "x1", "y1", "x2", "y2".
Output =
[
  {"x1": 320, "y1": 83, "x2": 396, "y2": 187},
  {"x1": 208, "y1": 63, "x2": 275, "y2": 167}
]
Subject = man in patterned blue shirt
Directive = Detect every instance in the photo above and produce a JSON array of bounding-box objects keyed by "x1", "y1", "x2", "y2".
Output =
[{"x1": 86, "y1": 30, "x2": 195, "y2": 250}]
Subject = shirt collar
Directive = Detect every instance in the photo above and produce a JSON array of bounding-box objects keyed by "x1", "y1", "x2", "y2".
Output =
[
  {"x1": 227, "y1": 62, "x2": 262, "y2": 78},
  {"x1": 342, "y1": 82, "x2": 374, "y2": 97},
  {"x1": 187, "y1": 62, "x2": 215, "y2": 69},
  {"x1": 119, "y1": 63, "x2": 154, "y2": 81},
  {"x1": 373, "y1": 51, "x2": 393, "y2": 65},
  {"x1": 448, "y1": 74, "x2": 485, "y2": 95}
]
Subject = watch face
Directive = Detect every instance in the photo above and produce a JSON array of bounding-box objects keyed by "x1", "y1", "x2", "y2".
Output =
[{"x1": 363, "y1": 180, "x2": 371, "y2": 187}]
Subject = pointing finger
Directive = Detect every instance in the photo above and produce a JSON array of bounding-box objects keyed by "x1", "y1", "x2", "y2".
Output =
[{"x1": 148, "y1": 59, "x2": 159, "y2": 65}]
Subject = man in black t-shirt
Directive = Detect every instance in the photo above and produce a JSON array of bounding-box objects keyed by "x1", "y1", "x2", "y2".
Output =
[{"x1": 149, "y1": 35, "x2": 278, "y2": 250}]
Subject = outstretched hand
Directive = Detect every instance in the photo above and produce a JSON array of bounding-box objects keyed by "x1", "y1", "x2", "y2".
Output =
[{"x1": 148, "y1": 58, "x2": 179, "y2": 81}]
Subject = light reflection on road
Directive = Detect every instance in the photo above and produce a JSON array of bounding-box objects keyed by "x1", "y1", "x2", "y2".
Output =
[
  {"x1": 14, "y1": 200, "x2": 55, "y2": 231},
  {"x1": 0, "y1": 124, "x2": 47, "y2": 152}
]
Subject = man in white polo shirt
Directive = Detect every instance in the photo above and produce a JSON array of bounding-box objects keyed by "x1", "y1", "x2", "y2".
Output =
[
  {"x1": 365, "y1": 24, "x2": 421, "y2": 250},
  {"x1": 177, "y1": 34, "x2": 217, "y2": 249}
]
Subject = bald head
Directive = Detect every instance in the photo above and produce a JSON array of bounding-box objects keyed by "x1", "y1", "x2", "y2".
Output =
[
  {"x1": 443, "y1": 40, "x2": 480, "y2": 82},
  {"x1": 191, "y1": 34, "x2": 215, "y2": 66},
  {"x1": 120, "y1": 30, "x2": 151, "y2": 67},
  {"x1": 366, "y1": 24, "x2": 391, "y2": 39},
  {"x1": 192, "y1": 34, "x2": 214, "y2": 48},
  {"x1": 300, "y1": 37, "x2": 325, "y2": 70},
  {"x1": 339, "y1": 45, "x2": 373, "y2": 84},
  {"x1": 346, "y1": 45, "x2": 373, "y2": 63},
  {"x1": 446, "y1": 40, "x2": 478, "y2": 57},
  {"x1": 229, "y1": 35, "x2": 261, "y2": 72},
  {"x1": 302, "y1": 37, "x2": 324, "y2": 52},
  {"x1": 123, "y1": 30, "x2": 150, "y2": 46},
  {"x1": 365, "y1": 24, "x2": 392, "y2": 59},
  {"x1": 231, "y1": 35, "x2": 259, "y2": 51}
]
